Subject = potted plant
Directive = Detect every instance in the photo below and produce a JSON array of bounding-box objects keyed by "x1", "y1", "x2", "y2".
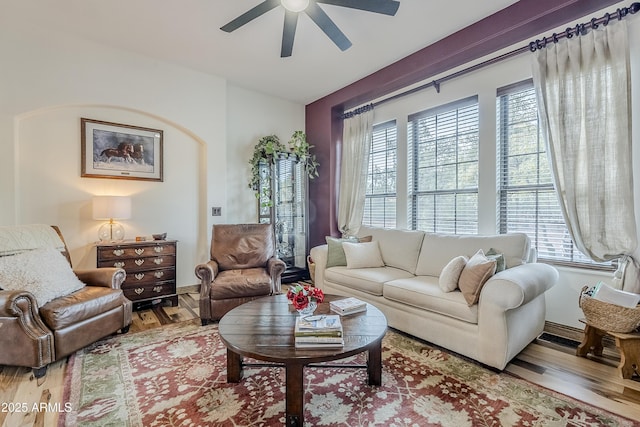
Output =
[{"x1": 248, "y1": 131, "x2": 319, "y2": 198}]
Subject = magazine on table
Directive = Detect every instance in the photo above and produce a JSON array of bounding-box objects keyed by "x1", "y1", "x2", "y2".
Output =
[{"x1": 295, "y1": 315, "x2": 342, "y2": 332}]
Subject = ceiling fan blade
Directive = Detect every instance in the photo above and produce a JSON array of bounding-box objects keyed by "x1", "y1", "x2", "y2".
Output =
[
  {"x1": 306, "y1": 2, "x2": 352, "y2": 51},
  {"x1": 220, "y1": 0, "x2": 281, "y2": 32},
  {"x1": 316, "y1": 0, "x2": 400, "y2": 16},
  {"x1": 281, "y1": 11, "x2": 299, "y2": 57}
]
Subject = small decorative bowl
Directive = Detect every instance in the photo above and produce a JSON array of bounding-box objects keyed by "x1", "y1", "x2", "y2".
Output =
[{"x1": 152, "y1": 233, "x2": 167, "y2": 241}]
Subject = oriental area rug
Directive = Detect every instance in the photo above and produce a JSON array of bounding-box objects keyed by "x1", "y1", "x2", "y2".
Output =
[{"x1": 60, "y1": 320, "x2": 636, "y2": 426}]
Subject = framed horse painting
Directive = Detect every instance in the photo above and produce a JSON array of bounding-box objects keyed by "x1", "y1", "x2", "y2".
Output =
[{"x1": 81, "y1": 118, "x2": 163, "y2": 181}]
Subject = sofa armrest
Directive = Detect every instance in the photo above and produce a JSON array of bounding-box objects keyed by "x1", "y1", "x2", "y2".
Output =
[
  {"x1": 74, "y1": 268, "x2": 126, "y2": 289},
  {"x1": 0, "y1": 290, "x2": 54, "y2": 369},
  {"x1": 267, "y1": 257, "x2": 286, "y2": 294},
  {"x1": 309, "y1": 244, "x2": 328, "y2": 290},
  {"x1": 480, "y1": 263, "x2": 559, "y2": 309}
]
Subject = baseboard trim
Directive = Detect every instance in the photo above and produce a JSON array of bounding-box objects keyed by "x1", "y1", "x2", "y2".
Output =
[{"x1": 543, "y1": 321, "x2": 616, "y2": 349}]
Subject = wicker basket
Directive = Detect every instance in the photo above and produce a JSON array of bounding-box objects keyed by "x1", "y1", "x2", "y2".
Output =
[
  {"x1": 579, "y1": 286, "x2": 640, "y2": 333},
  {"x1": 307, "y1": 255, "x2": 315, "y2": 284}
]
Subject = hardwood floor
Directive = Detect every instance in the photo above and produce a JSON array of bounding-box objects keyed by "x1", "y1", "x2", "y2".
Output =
[{"x1": 1, "y1": 288, "x2": 639, "y2": 426}]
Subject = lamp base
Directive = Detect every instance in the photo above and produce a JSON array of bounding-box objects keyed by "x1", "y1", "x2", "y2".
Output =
[{"x1": 98, "y1": 221, "x2": 125, "y2": 242}]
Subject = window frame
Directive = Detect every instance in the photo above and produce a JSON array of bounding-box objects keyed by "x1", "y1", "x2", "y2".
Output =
[
  {"x1": 408, "y1": 96, "x2": 479, "y2": 234},
  {"x1": 496, "y1": 80, "x2": 614, "y2": 271},
  {"x1": 362, "y1": 120, "x2": 397, "y2": 228}
]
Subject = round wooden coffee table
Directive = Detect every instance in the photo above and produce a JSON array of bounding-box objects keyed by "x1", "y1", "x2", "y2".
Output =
[{"x1": 218, "y1": 293, "x2": 387, "y2": 427}]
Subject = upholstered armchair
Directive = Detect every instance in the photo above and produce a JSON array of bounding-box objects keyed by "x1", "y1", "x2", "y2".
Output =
[
  {"x1": 0, "y1": 225, "x2": 132, "y2": 378},
  {"x1": 195, "y1": 223, "x2": 286, "y2": 324}
]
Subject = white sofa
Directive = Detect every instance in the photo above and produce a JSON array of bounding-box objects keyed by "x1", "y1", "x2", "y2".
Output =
[{"x1": 309, "y1": 226, "x2": 559, "y2": 370}]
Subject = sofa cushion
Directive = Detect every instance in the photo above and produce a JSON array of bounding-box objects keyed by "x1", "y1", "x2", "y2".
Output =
[
  {"x1": 439, "y1": 255, "x2": 468, "y2": 292},
  {"x1": 384, "y1": 276, "x2": 478, "y2": 324},
  {"x1": 458, "y1": 250, "x2": 497, "y2": 306},
  {"x1": 343, "y1": 241, "x2": 384, "y2": 269},
  {"x1": 39, "y1": 286, "x2": 125, "y2": 330},
  {"x1": 326, "y1": 235, "x2": 373, "y2": 268},
  {"x1": 0, "y1": 248, "x2": 85, "y2": 306},
  {"x1": 325, "y1": 266, "x2": 413, "y2": 296},
  {"x1": 415, "y1": 233, "x2": 531, "y2": 276},
  {"x1": 486, "y1": 248, "x2": 506, "y2": 273},
  {"x1": 357, "y1": 226, "x2": 425, "y2": 274}
]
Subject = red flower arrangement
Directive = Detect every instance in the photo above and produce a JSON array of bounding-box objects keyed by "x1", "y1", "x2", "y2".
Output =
[{"x1": 286, "y1": 284, "x2": 324, "y2": 311}]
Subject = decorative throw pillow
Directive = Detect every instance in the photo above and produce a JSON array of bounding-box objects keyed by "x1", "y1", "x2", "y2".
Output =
[
  {"x1": 325, "y1": 235, "x2": 373, "y2": 268},
  {"x1": 342, "y1": 241, "x2": 385, "y2": 269},
  {"x1": 0, "y1": 248, "x2": 85, "y2": 306},
  {"x1": 458, "y1": 249, "x2": 497, "y2": 306},
  {"x1": 438, "y1": 255, "x2": 468, "y2": 292},
  {"x1": 485, "y1": 248, "x2": 506, "y2": 273}
]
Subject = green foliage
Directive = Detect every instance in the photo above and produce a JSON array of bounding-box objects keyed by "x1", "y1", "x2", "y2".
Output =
[{"x1": 248, "y1": 131, "x2": 320, "y2": 198}]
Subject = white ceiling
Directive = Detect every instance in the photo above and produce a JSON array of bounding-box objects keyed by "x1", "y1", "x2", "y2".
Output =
[{"x1": 9, "y1": 0, "x2": 520, "y2": 105}]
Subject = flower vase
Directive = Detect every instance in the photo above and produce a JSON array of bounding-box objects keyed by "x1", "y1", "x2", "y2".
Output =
[{"x1": 296, "y1": 299, "x2": 317, "y2": 316}]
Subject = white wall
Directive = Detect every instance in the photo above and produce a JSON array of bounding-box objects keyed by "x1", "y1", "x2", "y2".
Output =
[
  {"x1": 371, "y1": 8, "x2": 640, "y2": 329},
  {"x1": 226, "y1": 85, "x2": 306, "y2": 224},
  {"x1": 0, "y1": 16, "x2": 304, "y2": 288}
]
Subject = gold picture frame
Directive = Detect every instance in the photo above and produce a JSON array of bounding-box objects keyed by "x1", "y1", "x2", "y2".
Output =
[{"x1": 81, "y1": 118, "x2": 163, "y2": 181}]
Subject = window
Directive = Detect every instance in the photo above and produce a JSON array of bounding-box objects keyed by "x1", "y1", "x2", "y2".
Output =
[
  {"x1": 496, "y1": 81, "x2": 610, "y2": 267},
  {"x1": 408, "y1": 97, "x2": 479, "y2": 234},
  {"x1": 363, "y1": 121, "x2": 397, "y2": 228}
]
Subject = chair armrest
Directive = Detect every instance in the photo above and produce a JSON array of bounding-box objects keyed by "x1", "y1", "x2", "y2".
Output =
[
  {"x1": 480, "y1": 263, "x2": 559, "y2": 309},
  {"x1": 267, "y1": 257, "x2": 286, "y2": 294},
  {"x1": 195, "y1": 260, "x2": 219, "y2": 300},
  {"x1": 74, "y1": 268, "x2": 126, "y2": 289}
]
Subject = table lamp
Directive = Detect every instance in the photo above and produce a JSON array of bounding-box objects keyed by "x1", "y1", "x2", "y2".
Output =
[{"x1": 92, "y1": 196, "x2": 131, "y2": 242}]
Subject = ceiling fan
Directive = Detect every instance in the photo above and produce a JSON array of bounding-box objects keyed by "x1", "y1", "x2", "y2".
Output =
[{"x1": 221, "y1": 0, "x2": 401, "y2": 57}]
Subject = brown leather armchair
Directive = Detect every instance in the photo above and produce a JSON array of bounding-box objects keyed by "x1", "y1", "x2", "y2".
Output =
[
  {"x1": 0, "y1": 225, "x2": 132, "y2": 378},
  {"x1": 195, "y1": 223, "x2": 286, "y2": 324}
]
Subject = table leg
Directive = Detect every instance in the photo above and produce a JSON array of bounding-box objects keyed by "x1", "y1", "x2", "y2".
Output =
[
  {"x1": 285, "y1": 363, "x2": 304, "y2": 427},
  {"x1": 576, "y1": 324, "x2": 605, "y2": 357},
  {"x1": 615, "y1": 336, "x2": 640, "y2": 379},
  {"x1": 226, "y1": 349, "x2": 243, "y2": 383},
  {"x1": 367, "y1": 339, "x2": 382, "y2": 386}
]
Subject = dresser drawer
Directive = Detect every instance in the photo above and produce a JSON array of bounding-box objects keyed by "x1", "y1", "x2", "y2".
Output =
[
  {"x1": 123, "y1": 268, "x2": 176, "y2": 286},
  {"x1": 97, "y1": 243, "x2": 176, "y2": 261},
  {"x1": 98, "y1": 254, "x2": 176, "y2": 272},
  {"x1": 123, "y1": 281, "x2": 175, "y2": 301}
]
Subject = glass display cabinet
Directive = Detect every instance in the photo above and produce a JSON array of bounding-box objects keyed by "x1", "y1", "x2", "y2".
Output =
[{"x1": 257, "y1": 154, "x2": 309, "y2": 282}]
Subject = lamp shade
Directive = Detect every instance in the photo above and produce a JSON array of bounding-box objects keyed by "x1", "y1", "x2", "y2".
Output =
[{"x1": 92, "y1": 196, "x2": 131, "y2": 220}]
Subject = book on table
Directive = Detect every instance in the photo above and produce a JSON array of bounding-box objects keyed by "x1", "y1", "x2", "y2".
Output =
[
  {"x1": 294, "y1": 315, "x2": 344, "y2": 348},
  {"x1": 330, "y1": 297, "x2": 367, "y2": 315}
]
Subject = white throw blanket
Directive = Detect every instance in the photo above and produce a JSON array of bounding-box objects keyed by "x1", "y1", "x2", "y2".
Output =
[{"x1": 0, "y1": 224, "x2": 65, "y2": 256}]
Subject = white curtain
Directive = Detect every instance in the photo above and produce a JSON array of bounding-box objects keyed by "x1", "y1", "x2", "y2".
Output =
[
  {"x1": 532, "y1": 20, "x2": 638, "y2": 289},
  {"x1": 337, "y1": 109, "x2": 374, "y2": 237}
]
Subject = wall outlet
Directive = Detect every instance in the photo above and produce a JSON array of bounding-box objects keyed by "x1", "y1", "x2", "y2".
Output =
[{"x1": 211, "y1": 207, "x2": 222, "y2": 216}]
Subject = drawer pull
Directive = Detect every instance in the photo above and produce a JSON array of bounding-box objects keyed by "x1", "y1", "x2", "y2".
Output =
[
  {"x1": 135, "y1": 273, "x2": 145, "y2": 280},
  {"x1": 154, "y1": 246, "x2": 164, "y2": 253},
  {"x1": 134, "y1": 288, "x2": 144, "y2": 295},
  {"x1": 113, "y1": 249, "x2": 125, "y2": 256},
  {"x1": 154, "y1": 271, "x2": 164, "y2": 279},
  {"x1": 135, "y1": 259, "x2": 145, "y2": 266},
  {"x1": 153, "y1": 286, "x2": 163, "y2": 293},
  {"x1": 114, "y1": 262, "x2": 125, "y2": 268},
  {"x1": 153, "y1": 258, "x2": 163, "y2": 265},
  {"x1": 135, "y1": 248, "x2": 145, "y2": 255}
]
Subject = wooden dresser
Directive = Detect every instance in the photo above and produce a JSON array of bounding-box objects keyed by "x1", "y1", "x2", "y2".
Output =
[{"x1": 96, "y1": 239, "x2": 178, "y2": 310}]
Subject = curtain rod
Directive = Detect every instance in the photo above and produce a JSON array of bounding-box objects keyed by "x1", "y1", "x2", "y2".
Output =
[{"x1": 341, "y1": 2, "x2": 640, "y2": 119}]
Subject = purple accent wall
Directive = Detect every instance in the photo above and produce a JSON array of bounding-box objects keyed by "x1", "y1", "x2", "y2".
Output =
[{"x1": 305, "y1": 0, "x2": 622, "y2": 249}]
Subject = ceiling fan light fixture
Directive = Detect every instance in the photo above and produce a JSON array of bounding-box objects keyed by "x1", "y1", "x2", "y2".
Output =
[{"x1": 281, "y1": 0, "x2": 310, "y2": 13}]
